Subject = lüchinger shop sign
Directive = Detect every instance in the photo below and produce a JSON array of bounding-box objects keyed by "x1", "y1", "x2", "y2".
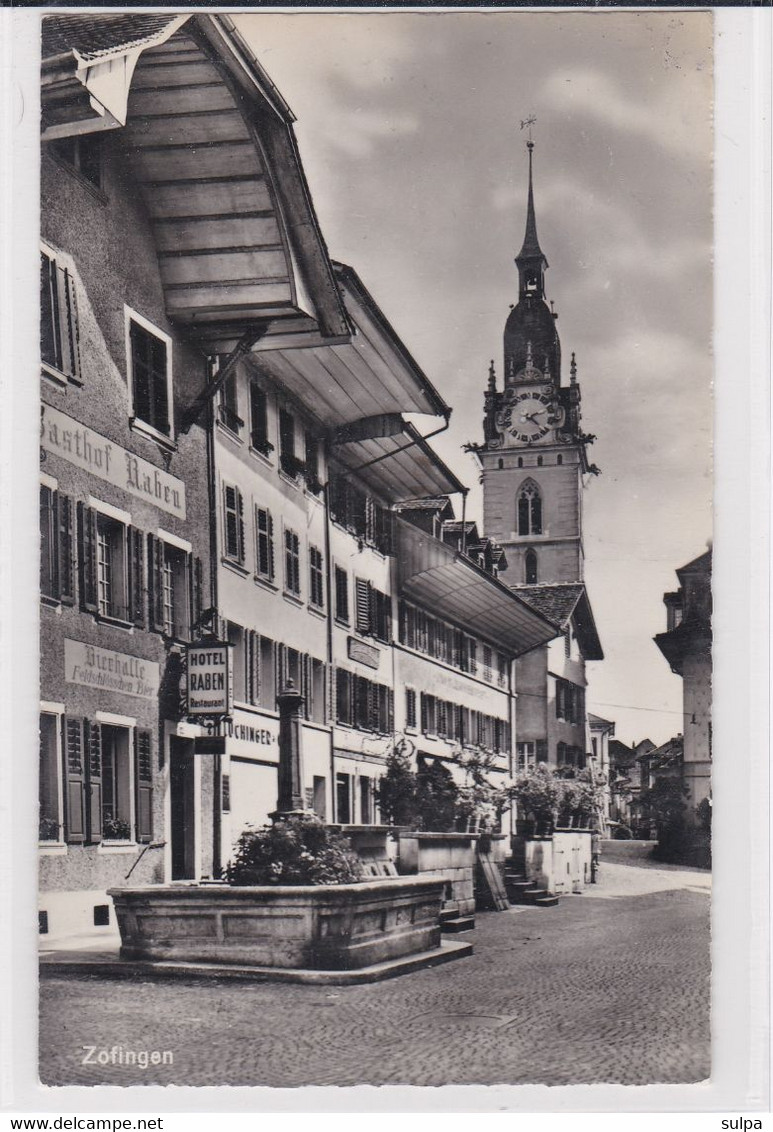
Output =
[{"x1": 186, "y1": 642, "x2": 234, "y2": 717}]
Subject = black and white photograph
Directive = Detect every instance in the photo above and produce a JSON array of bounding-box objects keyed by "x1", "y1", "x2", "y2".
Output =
[{"x1": 3, "y1": 3, "x2": 764, "y2": 1106}]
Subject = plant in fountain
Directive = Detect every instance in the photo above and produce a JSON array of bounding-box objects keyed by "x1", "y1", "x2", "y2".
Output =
[
  {"x1": 226, "y1": 815, "x2": 362, "y2": 886},
  {"x1": 509, "y1": 763, "x2": 562, "y2": 834}
]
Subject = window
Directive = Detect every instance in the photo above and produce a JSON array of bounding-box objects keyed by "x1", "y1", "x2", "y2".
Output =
[
  {"x1": 40, "y1": 486, "x2": 75, "y2": 604},
  {"x1": 146, "y1": 533, "x2": 198, "y2": 639},
  {"x1": 497, "y1": 653, "x2": 508, "y2": 689},
  {"x1": 482, "y1": 645, "x2": 492, "y2": 682},
  {"x1": 309, "y1": 546, "x2": 325, "y2": 609},
  {"x1": 517, "y1": 481, "x2": 542, "y2": 536},
  {"x1": 284, "y1": 529, "x2": 301, "y2": 596},
  {"x1": 221, "y1": 774, "x2": 231, "y2": 813},
  {"x1": 227, "y1": 623, "x2": 247, "y2": 703},
  {"x1": 78, "y1": 505, "x2": 133, "y2": 623},
  {"x1": 329, "y1": 476, "x2": 393, "y2": 554},
  {"x1": 354, "y1": 579, "x2": 391, "y2": 642},
  {"x1": 420, "y1": 694, "x2": 437, "y2": 736},
  {"x1": 100, "y1": 725, "x2": 133, "y2": 840},
  {"x1": 334, "y1": 566, "x2": 349, "y2": 624},
  {"x1": 516, "y1": 738, "x2": 534, "y2": 774},
  {"x1": 555, "y1": 678, "x2": 585, "y2": 724},
  {"x1": 51, "y1": 134, "x2": 102, "y2": 188},
  {"x1": 160, "y1": 543, "x2": 191, "y2": 639},
  {"x1": 41, "y1": 249, "x2": 80, "y2": 382},
  {"x1": 517, "y1": 457, "x2": 524, "y2": 468},
  {"x1": 223, "y1": 484, "x2": 245, "y2": 565},
  {"x1": 405, "y1": 688, "x2": 417, "y2": 730},
  {"x1": 557, "y1": 454, "x2": 563, "y2": 466},
  {"x1": 249, "y1": 382, "x2": 272, "y2": 456},
  {"x1": 525, "y1": 548, "x2": 538, "y2": 584},
  {"x1": 306, "y1": 656, "x2": 327, "y2": 724},
  {"x1": 128, "y1": 315, "x2": 172, "y2": 438},
  {"x1": 258, "y1": 636, "x2": 275, "y2": 710},
  {"x1": 305, "y1": 432, "x2": 321, "y2": 493},
  {"x1": 255, "y1": 506, "x2": 275, "y2": 581},
  {"x1": 336, "y1": 773, "x2": 351, "y2": 824},
  {"x1": 279, "y1": 409, "x2": 303, "y2": 478},
  {"x1": 335, "y1": 669, "x2": 392, "y2": 734},
  {"x1": 216, "y1": 365, "x2": 242, "y2": 436},
  {"x1": 312, "y1": 776, "x2": 327, "y2": 821},
  {"x1": 359, "y1": 777, "x2": 373, "y2": 824},
  {"x1": 61, "y1": 719, "x2": 152, "y2": 845},
  {"x1": 39, "y1": 712, "x2": 62, "y2": 842}
]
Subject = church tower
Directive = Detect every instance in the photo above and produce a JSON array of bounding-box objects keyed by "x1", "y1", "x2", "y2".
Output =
[{"x1": 477, "y1": 138, "x2": 603, "y2": 774}]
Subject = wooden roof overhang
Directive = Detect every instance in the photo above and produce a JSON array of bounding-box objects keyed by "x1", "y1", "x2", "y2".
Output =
[
  {"x1": 331, "y1": 418, "x2": 465, "y2": 504},
  {"x1": 396, "y1": 518, "x2": 560, "y2": 657},
  {"x1": 41, "y1": 14, "x2": 349, "y2": 354},
  {"x1": 249, "y1": 261, "x2": 451, "y2": 432}
]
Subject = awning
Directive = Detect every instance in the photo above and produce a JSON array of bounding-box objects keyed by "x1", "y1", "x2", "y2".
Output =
[
  {"x1": 332, "y1": 419, "x2": 465, "y2": 504},
  {"x1": 248, "y1": 262, "x2": 451, "y2": 427},
  {"x1": 396, "y1": 518, "x2": 560, "y2": 656},
  {"x1": 41, "y1": 14, "x2": 350, "y2": 352}
]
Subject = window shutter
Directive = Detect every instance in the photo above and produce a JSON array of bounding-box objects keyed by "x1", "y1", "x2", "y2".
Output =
[
  {"x1": 63, "y1": 268, "x2": 80, "y2": 380},
  {"x1": 127, "y1": 526, "x2": 145, "y2": 627},
  {"x1": 77, "y1": 502, "x2": 98, "y2": 613},
  {"x1": 420, "y1": 694, "x2": 428, "y2": 735},
  {"x1": 58, "y1": 494, "x2": 75, "y2": 604},
  {"x1": 237, "y1": 488, "x2": 245, "y2": 565},
  {"x1": 192, "y1": 556, "x2": 203, "y2": 632},
  {"x1": 250, "y1": 383, "x2": 268, "y2": 450},
  {"x1": 135, "y1": 729, "x2": 154, "y2": 843},
  {"x1": 63, "y1": 717, "x2": 86, "y2": 843},
  {"x1": 387, "y1": 688, "x2": 394, "y2": 733},
  {"x1": 355, "y1": 578, "x2": 371, "y2": 634},
  {"x1": 276, "y1": 643, "x2": 286, "y2": 695},
  {"x1": 84, "y1": 719, "x2": 103, "y2": 844},
  {"x1": 266, "y1": 512, "x2": 275, "y2": 578},
  {"x1": 40, "y1": 487, "x2": 57, "y2": 599},
  {"x1": 147, "y1": 534, "x2": 165, "y2": 632}
]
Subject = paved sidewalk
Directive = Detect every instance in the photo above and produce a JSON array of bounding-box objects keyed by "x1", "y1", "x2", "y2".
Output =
[{"x1": 39, "y1": 863, "x2": 710, "y2": 1088}]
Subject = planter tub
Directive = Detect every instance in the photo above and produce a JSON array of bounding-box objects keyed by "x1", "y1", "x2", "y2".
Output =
[
  {"x1": 109, "y1": 876, "x2": 444, "y2": 971},
  {"x1": 396, "y1": 832, "x2": 477, "y2": 916}
]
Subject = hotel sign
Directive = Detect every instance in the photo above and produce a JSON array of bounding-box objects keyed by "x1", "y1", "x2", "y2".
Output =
[
  {"x1": 41, "y1": 404, "x2": 186, "y2": 520},
  {"x1": 65, "y1": 639, "x2": 159, "y2": 700},
  {"x1": 186, "y1": 642, "x2": 233, "y2": 717}
]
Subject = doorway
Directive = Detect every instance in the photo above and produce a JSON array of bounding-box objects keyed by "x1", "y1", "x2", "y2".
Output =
[{"x1": 170, "y1": 737, "x2": 196, "y2": 880}]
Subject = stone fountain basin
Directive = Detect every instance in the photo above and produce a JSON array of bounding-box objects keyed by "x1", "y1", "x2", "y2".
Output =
[{"x1": 109, "y1": 876, "x2": 444, "y2": 971}]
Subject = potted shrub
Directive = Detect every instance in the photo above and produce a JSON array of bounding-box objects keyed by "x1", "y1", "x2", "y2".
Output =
[{"x1": 510, "y1": 764, "x2": 561, "y2": 835}]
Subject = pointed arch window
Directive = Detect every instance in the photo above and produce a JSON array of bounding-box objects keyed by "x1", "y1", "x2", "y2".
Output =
[
  {"x1": 517, "y1": 480, "x2": 542, "y2": 536},
  {"x1": 525, "y1": 548, "x2": 538, "y2": 584}
]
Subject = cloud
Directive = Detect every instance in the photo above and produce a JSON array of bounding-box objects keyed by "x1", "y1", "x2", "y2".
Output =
[{"x1": 540, "y1": 65, "x2": 712, "y2": 164}]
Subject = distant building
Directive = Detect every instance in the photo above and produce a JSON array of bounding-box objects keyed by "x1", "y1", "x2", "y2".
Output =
[
  {"x1": 588, "y1": 713, "x2": 615, "y2": 830},
  {"x1": 608, "y1": 738, "x2": 655, "y2": 832},
  {"x1": 654, "y1": 550, "x2": 712, "y2": 818}
]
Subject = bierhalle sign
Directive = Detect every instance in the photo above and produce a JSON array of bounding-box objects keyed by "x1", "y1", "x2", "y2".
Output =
[{"x1": 186, "y1": 641, "x2": 234, "y2": 717}]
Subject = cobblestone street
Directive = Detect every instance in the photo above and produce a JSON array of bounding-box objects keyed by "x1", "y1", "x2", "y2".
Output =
[{"x1": 39, "y1": 863, "x2": 710, "y2": 1088}]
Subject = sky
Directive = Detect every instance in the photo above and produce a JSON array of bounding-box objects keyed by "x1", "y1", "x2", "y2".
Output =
[{"x1": 237, "y1": 10, "x2": 714, "y2": 747}]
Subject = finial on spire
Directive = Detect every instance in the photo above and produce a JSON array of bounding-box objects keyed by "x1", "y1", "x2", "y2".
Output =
[
  {"x1": 515, "y1": 118, "x2": 547, "y2": 284},
  {"x1": 520, "y1": 114, "x2": 537, "y2": 146},
  {"x1": 488, "y1": 360, "x2": 496, "y2": 392},
  {"x1": 570, "y1": 352, "x2": 577, "y2": 384}
]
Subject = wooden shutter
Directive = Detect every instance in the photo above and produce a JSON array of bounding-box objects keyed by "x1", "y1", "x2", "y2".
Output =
[
  {"x1": 84, "y1": 720, "x2": 103, "y2": 843},
  {"x1": 127, "y1": 526, "x2": 145, "y2": 627},
  {"x1": 63, "y1": 267, "x2": 80, "y2": 380},
  {"x1": 39, "y1": 486, "x2": 56, "y2": 599},
  {"x1": 77, "y1": 502, "x2": 98, "y2": 613},
  {"x1": 147, "y1": 534, "x2": 165, "y2": 632},
  {"x1": 57, "y1": 494, "x2": 75, "y2": 604},
  {"x1": 387, "y1": 688, "x2": 394, "y2": 733},
  {"x1": 250, "y1": 382, "x2": 268, "y2": 450},
  {"x1": 135, "y1": 729, "x2": 154, "y2": 843},
  {"x1": 63, "y1": 717, "x2": 86, "y2": 843},
  {"x1": 191, "y1": 556, "x2": 203, "y2": 633},
  {"x1": 420, "y1": 693, "x2": 428, "y2": 735},
  {"x1": 355, "y1": 578, "x2": 371, "y2": 634}
]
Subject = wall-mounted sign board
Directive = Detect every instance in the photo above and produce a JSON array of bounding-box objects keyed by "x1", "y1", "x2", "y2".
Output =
[{"x1": 186, "y1": 641, "x2": 233, "y2": 717}]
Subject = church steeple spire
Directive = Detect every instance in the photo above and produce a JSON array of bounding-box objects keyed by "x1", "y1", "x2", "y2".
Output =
[
  {"x1": 515, "y1": 140, "x2": 548, "y2": 300},
  {"x1": 503, "y1": 135, "x2": 561, "y2": 385}
]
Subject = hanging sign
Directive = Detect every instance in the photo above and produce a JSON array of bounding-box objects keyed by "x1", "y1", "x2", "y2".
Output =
[{"x1": 186, "y1": 641, "x2": 233, "y2": 717}]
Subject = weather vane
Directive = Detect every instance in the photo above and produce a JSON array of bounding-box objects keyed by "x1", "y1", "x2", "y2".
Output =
[{"x1": 520, "y1": 115, "x2": 537, "y2": 146}]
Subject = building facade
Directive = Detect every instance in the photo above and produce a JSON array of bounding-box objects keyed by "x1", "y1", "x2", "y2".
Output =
[
  {"x1": 654, "y1": 549, "x2": 712, "y2": 818},
  {"x1": 473, "y1": 141, "x2": 603, "y2": 771}
]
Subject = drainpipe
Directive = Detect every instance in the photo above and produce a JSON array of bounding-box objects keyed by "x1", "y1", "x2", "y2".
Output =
[
  {"x1": 322, "y1": 439, "x2": 337, "y2": 824},
  {"x1": 205, "y1": 393, "x2": 223, "y2": 880}
]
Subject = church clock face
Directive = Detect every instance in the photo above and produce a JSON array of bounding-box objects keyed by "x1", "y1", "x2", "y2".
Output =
[{"x1": 508, "y1": 390, "x2": 561, "y2": 444}]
